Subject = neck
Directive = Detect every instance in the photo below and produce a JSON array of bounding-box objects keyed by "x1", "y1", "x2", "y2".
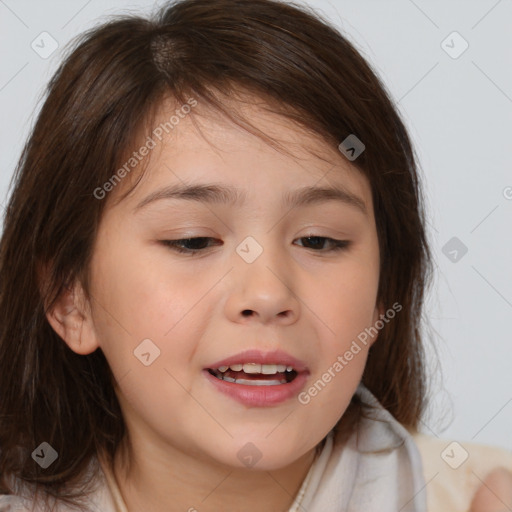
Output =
[{"x1": 112, "y1": 435, "x2": 318, "y2": 512}]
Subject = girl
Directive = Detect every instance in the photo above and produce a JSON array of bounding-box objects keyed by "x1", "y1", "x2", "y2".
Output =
[{"x1": 0, "y1": 0, "x2": 510, "y2": 511}]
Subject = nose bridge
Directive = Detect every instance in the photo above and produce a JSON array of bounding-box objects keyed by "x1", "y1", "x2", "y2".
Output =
[
  {"x1": 236, "y1": 234, "x2": 289, "y2": 294},
  {"x1": 224, "y1": 233, "x2": 299, "y2": 323}
]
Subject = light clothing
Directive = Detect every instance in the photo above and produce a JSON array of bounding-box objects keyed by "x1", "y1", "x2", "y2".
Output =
[
  {"x1": 414, "y1": 432, "x2": 512, "y2": 512},
  {"x1": 1, "y1": 384, "x2": 511, "y2": 511}
]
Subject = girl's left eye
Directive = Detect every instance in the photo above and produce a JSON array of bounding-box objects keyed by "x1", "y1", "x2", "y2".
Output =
[
  {"x1": 295, "y1": 236, "x2": 350, "y2": 252},
  {"x1": 160, "y1": 236, "x2": 351, "y2": 255}
]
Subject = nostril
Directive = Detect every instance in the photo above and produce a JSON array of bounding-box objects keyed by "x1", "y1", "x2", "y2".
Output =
[{"x1": 241, "y1": 310, "x2": 253, "y2": 317}]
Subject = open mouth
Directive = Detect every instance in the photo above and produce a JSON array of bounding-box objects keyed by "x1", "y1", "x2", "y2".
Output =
[{"x1": 207, "y1": 363, "x2": 298, "y2": 386}]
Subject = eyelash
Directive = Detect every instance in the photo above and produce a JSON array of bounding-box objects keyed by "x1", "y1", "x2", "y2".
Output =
[{"x1": 160, "y1": 236, "x2": 351, "y2": 255}]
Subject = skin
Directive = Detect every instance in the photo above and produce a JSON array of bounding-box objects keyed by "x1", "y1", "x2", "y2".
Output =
[
  {"x1": 470, "y1": 468, "x2": 512, "y2": 512},
  {"x1": 47, "y1": 95, "x2": 386, "y2": 512}
]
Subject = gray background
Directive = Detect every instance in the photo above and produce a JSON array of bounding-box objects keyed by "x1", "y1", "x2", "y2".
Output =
[{"x1": 0, "y1": 0, "x2": 511, "y2": 451}]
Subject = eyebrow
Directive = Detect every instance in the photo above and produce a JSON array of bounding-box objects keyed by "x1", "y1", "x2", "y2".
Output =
[{"x1": 134, "y1": 182, "x2": 368, "y2": 216}]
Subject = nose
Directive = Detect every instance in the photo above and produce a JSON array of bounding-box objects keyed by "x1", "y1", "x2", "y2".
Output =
[{"x1": 223, "y1": 239, "x2": 300, "y2": 326}]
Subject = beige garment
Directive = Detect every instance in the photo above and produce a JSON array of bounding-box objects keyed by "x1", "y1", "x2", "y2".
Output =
[{"x1": 412, "y1": 432, "x2": 512, "y2": 512}]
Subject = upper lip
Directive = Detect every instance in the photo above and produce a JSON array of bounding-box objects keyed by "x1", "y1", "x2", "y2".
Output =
[{"x1": 206, "y1": 349, "x2": 308, "y2": 372}]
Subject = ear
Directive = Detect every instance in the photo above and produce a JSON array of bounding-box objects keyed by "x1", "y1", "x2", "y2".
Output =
[{"x1": 45, "y1": 280, "x2": 99, "y2": 355}]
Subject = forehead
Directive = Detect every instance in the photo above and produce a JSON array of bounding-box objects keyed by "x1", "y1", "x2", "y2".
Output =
[{"x1": 110, "y1": 94, "x2": 374, "y2": 217}]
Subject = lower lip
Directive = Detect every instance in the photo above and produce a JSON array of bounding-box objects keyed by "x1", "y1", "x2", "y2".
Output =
[{"x1": 203, "y1": 369, "x2": 309, "y2": 407}]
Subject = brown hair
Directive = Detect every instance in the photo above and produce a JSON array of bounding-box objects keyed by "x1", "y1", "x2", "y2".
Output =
[{"x1": 0, "y1": 0, "x2": 434, "y2": 507}]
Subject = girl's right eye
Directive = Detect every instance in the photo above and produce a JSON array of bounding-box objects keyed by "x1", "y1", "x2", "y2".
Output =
[{"x1": 160, "y1": 237, "x2": 220, "y2": 255}]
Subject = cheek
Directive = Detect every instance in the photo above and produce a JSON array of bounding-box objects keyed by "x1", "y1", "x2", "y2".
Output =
[
  {"x1": 307, "y1": 258, "x2": 379, "y2": 409},
  {"x1": 88, "y1": 236, "x2": 199, "y2": 382},
  {"x1": 91, "y1": 231, "x2": 201, "y2": 334},
  {"x1": 318, "y1": 261, "x2": 379, "y2": 341}
]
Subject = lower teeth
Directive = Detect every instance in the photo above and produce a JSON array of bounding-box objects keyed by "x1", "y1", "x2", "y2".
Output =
[
  {"x1": 212, "y1": 372, "x2": 288, "y2": 386},
  {"x1": 226, "y1": 377, "x2": 285, "y2": 386}
]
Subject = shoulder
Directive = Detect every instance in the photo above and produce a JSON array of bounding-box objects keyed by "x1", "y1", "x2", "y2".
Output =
[
  {"x1": 0, "y1": 455, "x2": 119, "y2": 512},
  {"x1": 411, "y1": 431, "x2": 512, "y2": 512}
]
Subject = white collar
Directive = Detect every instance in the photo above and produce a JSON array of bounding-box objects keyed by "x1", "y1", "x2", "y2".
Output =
[{"x1": 287, "y1": 382, "x2": 427, "y2": 511}]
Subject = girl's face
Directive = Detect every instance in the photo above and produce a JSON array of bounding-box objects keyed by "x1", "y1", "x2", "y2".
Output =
[{"x1": 82, "y1": 97, "x2": 383, "y2": 470}]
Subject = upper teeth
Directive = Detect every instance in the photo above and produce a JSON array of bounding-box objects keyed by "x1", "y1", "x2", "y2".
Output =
[{"x1": 216, "y1": 363, "x2": 294, "y2": 374}]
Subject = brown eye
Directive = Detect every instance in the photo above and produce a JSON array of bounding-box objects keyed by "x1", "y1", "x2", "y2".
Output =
[
  {"x1": 161, "y1": 237, "x2": 221, "y2": 254},
  {"x1": 295, "y1": 236, "x2": 350, "y2": 252}
]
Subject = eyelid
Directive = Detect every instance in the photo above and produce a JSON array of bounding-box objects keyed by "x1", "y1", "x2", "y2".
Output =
[{"x1": 159, "y1": 235, "x2": 351, "y2": 255}]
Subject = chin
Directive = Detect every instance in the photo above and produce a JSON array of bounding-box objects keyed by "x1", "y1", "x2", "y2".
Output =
[{"x1": 213, "y1": 437, "x2": 312, "y2": 472}]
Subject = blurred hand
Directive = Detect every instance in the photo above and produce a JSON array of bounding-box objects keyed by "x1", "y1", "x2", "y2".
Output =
[{"x1": 469, "y1": 467, "x2": 512, "y2": 512}]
